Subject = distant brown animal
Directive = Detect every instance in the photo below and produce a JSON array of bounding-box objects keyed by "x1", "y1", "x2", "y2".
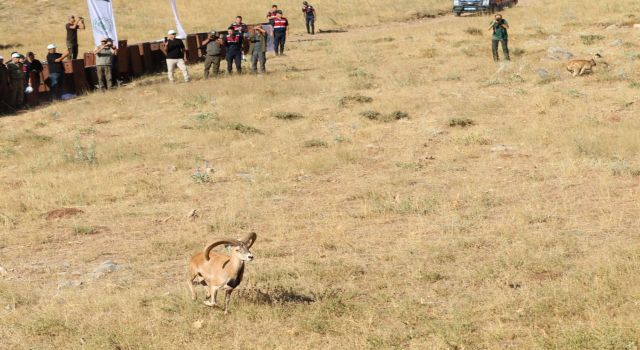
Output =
[
  {"x1": 187, "y1": 232, "x2": 257, "y2": 314},
  {"x1": 566, "y1": 58, "x2": 596, "y2": 76},
  {"x1": 566, "y1": 53, "x2": 602, "y2": 77}
]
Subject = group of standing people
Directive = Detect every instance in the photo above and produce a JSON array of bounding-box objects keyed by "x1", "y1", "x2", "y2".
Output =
[{"x1": 164, "y1": 2, "x2": 317, "y2": 83}]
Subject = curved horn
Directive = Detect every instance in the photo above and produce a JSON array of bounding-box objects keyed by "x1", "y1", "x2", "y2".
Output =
[
  {"x1": 241, "y1": 232, "x2": 257, "y2": 248},
  {"x1": 203, "y1": 240, "x2": 240, "y2": 261}
]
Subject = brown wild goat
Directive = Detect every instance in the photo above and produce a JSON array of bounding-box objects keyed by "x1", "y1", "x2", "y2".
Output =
[{"x1": 187, "y1": 232, "x2": 257, "y2": 314}]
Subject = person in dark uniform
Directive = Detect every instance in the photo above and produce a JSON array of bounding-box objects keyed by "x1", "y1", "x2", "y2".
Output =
[
  {"x1": 267, "y1": 5, "x2": 278, "y2": 26},
  {"x1": 6, "y1": 53, "x2": 25, "y2": 107},
  {"x1": 273, "y1": 10, "x2": 289, "y2": 56},
  {"x1": 302, "y1": 1, "x2": 317, "y2": 35},
  {"x1": 25, "y1": 52, "x2": 44, "y2": 93},
  {"x1": 46, "y1": 44, "x2": 68, "y2": 99},
  {"x1": 224, "y1": 29, "x2": 243, "y2": 74},
  {"x1": 0, "y1": 56, "x2": 9, "y2": 112},
  {"x1": 65, "y1": 15, "x2": 86, "y2": 60}
]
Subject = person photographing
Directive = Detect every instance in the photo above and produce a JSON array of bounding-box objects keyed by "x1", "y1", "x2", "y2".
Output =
[
  {"x1": 161, "y1": 30, "x2": 190, "y2": 83},
  {"x1": 202, "y1": 31, "x2": 224, "y2": 79},
  {"x1": 66, "y1": 15, "x2": 86, "y2": 60},
  {"x1": 94, "y1": 38, "x2": 116, "y2": 90},
  {"x1": 489, "y1": 14, "x2": 510, "y2": 62}
]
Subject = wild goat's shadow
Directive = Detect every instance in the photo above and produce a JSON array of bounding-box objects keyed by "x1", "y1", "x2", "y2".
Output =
[{"x1": 237, "y1": 285, "x2": 318, "y2": 305}]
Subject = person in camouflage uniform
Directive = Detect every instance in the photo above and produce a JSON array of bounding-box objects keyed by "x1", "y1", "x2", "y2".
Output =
[{"x1": 6, "y1": 53, "x2": 25, "y2": 107}]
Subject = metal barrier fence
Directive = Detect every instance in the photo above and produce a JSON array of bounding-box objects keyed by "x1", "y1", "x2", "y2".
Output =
[{"x1": 28, "y1": 24, "x2": 266, "y2": 106}]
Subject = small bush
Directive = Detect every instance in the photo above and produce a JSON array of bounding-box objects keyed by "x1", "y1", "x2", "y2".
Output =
[
  {"x1": 66, "y1": 137, "x2": 97, "y2": 165},
  {"x1": 191, "y1": 170, "x2": 212, "y2": 184},
  {"x1": 511, "y1": 47, "x2": 526, "y2": 57},
  {"x1": 193, "y1": 112, "x2": 216, "y2": 122},
  {"x1": 272, "y1": 112, "x2": 304, "y2": 120},
  {"x1": 73, "y1": 226, "x2": 98, "y2": 235},
  {"x1": 304, "y1": 139, "x2": 328, "y2": 148},
  {"x1": 464, "y1": 27, "x2": 483, "y2": 36},
  {"x1": 183, "y1": 94, "x2": 209, "y2": 108},
  {"x1": 580, "y1": 34, "x2": 605, "y2": 45},
  {"x1": 339, "y1": 94, "x2": 373, "y2": 107},
  {"x1": 360, "y1": 110, "x2": 381, "y2": 120},
  {"x1": 629, "y1": 82, "x2": 640, "y2": 89},
  {"x1": 226, "y1": 123, "x2": 263, "y2": 134},
  {"x1": 388, "y1": 111, "x2": 409, "y2": 120},
  {"x1": 449, "y1": 118, "x2": 475, "y2": 127}
]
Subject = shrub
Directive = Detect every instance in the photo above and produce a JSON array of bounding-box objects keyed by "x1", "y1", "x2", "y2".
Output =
[{"x1": 272, "y1": 112, "x2": 304, "y2": 120}]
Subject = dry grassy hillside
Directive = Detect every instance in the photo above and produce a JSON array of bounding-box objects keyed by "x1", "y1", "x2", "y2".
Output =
[{"x1": 2, "y1": 0, "x2": 640, "y2": 349}]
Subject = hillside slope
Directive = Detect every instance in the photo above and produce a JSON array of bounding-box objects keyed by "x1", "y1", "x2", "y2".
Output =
[{"x1": 2, "y1": 0, "x2": 640, "y2": 348}]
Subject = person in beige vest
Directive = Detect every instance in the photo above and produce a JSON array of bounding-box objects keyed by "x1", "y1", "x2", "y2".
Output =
[{"x1": 94, "y1": 38, "x2": 116, "y2": 90}]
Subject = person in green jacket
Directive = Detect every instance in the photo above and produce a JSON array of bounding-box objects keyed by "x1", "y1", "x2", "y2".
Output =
[
  {"x1": 489, "y1": 13, "x2": 510, "y2": 62},
  {"x1": 6, "y1": 53, "x2": 26, "y2": 107},
  {"x1": 248, "y1": 26, "x2": 267, "y2": 74}
]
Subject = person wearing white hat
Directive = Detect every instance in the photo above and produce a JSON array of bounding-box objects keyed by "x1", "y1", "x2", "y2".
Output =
[
  {"x1": 161, "y1": 30, "x2": 190, "y2": 83},
  {"x1": 0, "y1": 56, "x2": 9, "y2": 112},
  {"x1": 46, "y1": 44, "x2": 68, "y2": 99},
  {"x1": 6, "y1": 53, "x2": 26, "y2": 107}
]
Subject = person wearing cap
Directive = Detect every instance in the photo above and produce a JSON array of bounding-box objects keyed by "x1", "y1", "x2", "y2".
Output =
[
  {"x1": 224, "y1": 28, "x2": 243, "y2": 74},
  {"x1": 66, "y1": 15, "x2": 86, "y2": 60},
  {"x1": 267, "y1": 5, "x2": 278, "y2": 26},
  {"x1": 25, "y1": 52, "x2": 44, "y2": 93},
  {"x1": 0, "y1": 56, "x2": 9, "y2": 111},
  {"x1": 94, "y1": 38, "x2": 117, "y2": 90},
  {"x1": 248, "y1": 26, "x2": 267, "y2": 74},
  {"x1": 201, "y1": 31, "x2": 224, "y2": 79},
  {"x1": 273, "y1": 10, "x2": 289, "y2": 56},
  {"x1": 46, "y1": 44, "x2": 68, "y2": 99},
  {"x1": 161, "y1": 30, "x2": 190, "y2": 83},
  {"x1": 6, "y1": 53, "x2": 26, "y2": 107},
  {"x1": 302, "y1": 1, "x2": 317, "y2": 35}
]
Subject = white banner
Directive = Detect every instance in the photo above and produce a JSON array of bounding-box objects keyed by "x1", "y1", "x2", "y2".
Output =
[
  {"x1": 170, "y1": 0, "x2": 188, "y2": 39},
  {"x1": 87, "y1": 0, "x2": 119, "y2": 47}
]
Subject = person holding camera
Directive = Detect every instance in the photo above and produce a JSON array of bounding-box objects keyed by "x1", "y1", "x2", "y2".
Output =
[
  {"x1": 224, "y1": 29, "x2": 243, "y2": 75},
  {"x1": 249, "y1": 26, "x2": 268, "y2": 74},
  {"x1": 46, "y1": 44, "x2": 68, "y2": 100},
  {"x1": 202, "y1": 31, "x2": 224, "y2": 79},
  {"x1": 489, "y1": 14, "x2": 510, "y2": 62},
  {"x1": 161, "y1": 30, "x2": 190, "y2": 83},
  {"x1": 94, "y1": 38, "x2": 116, "y2": 90},
  {"x1": 66, "y1": 15, "x2": 86, "y2": 60}
]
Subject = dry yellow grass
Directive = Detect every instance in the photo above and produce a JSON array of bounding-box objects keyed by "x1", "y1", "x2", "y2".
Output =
[{"x1": 2, "y1": 0, "x2": 640, "y2": 348}]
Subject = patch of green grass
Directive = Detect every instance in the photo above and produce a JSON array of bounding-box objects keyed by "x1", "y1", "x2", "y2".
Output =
[
  {"x1": 464, "y1": 27, "x2": 482, "y2": 36},
  {"x1": 272, "y1": 112, "x2": 304, "y2": 120},
  {"x1": 193, "y1": 112, "x2": 216, "y2": 122},
  {"x1": 73, "y1": 225, "x2": 98, "y2": 235},
  {"x1": 360, "y1": 110, "x2": 381, "y2": 120},
  {"x1": 448, "y1": 118, "x2": 475, "y2": 127},
  {"x1": 183, "y1": 93, "x2": 209, "y2": 108},
  {"x1": 226, "y1": 122, "x2": 263, "y2": 134},
  {"x1": 65, "y1": 137, "x2": 97, "y2": 165},
  {"x1": 388, "y1": 111, "x2": 409, "y2": 120},
  {"x1": 339, "y1": 94, "x2": 373, "y2": 107},
  {"x1": 580, "y1": 34, "x2": 605, "y2": 45},
  {"x1": 304, "y1": 139, "x2": 329, "y2": 148}
]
